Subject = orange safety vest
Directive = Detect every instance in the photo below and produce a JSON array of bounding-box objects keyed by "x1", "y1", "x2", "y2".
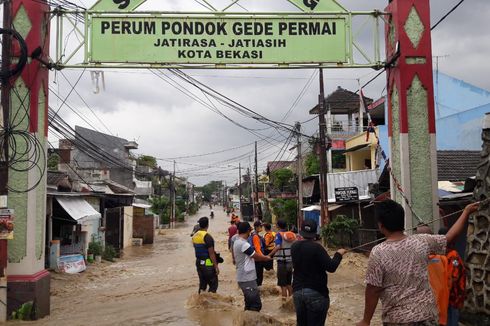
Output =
[
  {"x1": 428, "y1": 254, "x2": 449, "y2": 325},
  {"x1": 263, "y1": 231, "x2": 276, "y2": 252}
]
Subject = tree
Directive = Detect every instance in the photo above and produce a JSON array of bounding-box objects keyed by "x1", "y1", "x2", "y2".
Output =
[
  {"x1": 47, "y1": 153, "x2": 60, "y2": 171},
  {"x1": 271, "y1": 168, "x2": 294, "y2": 191},
  {"x1": 305, "y1": 152, "x2": 320, "y2": 176},
  {"x1": 270, "y1": 198, "x2": 297, "y2": 227},
  {"x1": 198, "y1": 180, "x2": 223, "y2": 202},
  {"x1": 137, "y1": 155, "x2": 157, "y2": 168},
  {"x1": 150, "y1": 196, "x2": 171, "y2": 225}
]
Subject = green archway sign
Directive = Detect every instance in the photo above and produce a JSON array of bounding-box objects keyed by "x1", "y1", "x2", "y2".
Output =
[{"x1": 56, "y1": 0, "x2": 383, "y2": 69}]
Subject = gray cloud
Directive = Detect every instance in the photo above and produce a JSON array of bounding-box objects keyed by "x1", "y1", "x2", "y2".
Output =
[{"x1": 47, "y1": 0, "x2": 490, "y2": 185}]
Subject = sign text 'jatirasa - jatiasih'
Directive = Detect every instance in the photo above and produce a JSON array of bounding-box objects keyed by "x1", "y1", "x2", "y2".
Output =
[{"x1": 90, "y1": 16, "x2": 347, "y2": 65}]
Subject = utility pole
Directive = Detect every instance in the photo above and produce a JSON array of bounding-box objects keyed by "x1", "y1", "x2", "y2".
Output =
[
  {"x1": 172, "y1": 160, "x2": 176, "y2": 228},
  {"x1": 0, "y1": 1, "x2": 12, "y2": 321},
  {"x1": 238, "y1": 163, "x2": 242, "y2": 216},
  {"x1": 254, "y1": 141, "x2": 260, "y2": 220},
  {"x1": 317, "y1": 68, "x2": 329, "y2": 225},
  {"x1": 295, "y1": 122, "x2": 303, "y2": 228}
]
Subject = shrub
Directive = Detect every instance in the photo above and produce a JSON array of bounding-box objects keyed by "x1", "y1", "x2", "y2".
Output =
[
  {"x1": 11, "y1": 301, "x2": 35, "y2": 320},
  {"x1": 88, "y1": 241, "x2": 103, "y2": 256},
  {"x1": 188, "y1": 202, "x2": 198, "y2": 215},
  {"x1": 103, "y1": 245, "x2": 117, "y2": 262},
  {"x1": 320, "y1": 215, "x2": 359, "y2": 247}
]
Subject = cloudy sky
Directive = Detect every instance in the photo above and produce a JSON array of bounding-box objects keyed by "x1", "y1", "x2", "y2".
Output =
[{"x1": 46, "y1": 0, "x2": 490, "y2": 185}]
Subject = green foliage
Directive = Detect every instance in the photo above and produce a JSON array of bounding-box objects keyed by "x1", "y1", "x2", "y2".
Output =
[
  {"x1": 320, "y1": 215, "x2": 359, "y2": 247},
  {"x1": 188, "y1": 202, "x2": 199, "y2": 215},
  {"x1": 47, "y1": 153, "x2": 60, "y2": 171},
  {"x1": 11, "y1": 301, "x2": 35, "y2": 320},
  {"x1": 137, "y1": 155, "x2": 157, "y2": 168},
  {"x1": 198, "y1": 181, "x2": 223, "y2": 202},
  {"x1": 270, "y1": 198, "x2": 297, "y2": 227},
  {"x1": 150, "y1": 196, "x2": 171, "y2": 225},
  {"x1": 103, "y1": 245, "x2": 117, "y2": 262},
  {"x1": 272, "y1": 168, "x2": 294, "y2": 191},
  {"x1": 88, "y1": 241, "x2": 103, "y2": 256},
  {"x1": 305, "y1": 152, "x2": 320, "y2": 176}
]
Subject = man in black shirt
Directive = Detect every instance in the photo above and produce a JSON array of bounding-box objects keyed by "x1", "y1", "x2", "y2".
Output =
[{"x1": 291, "y1": 219, "x2": 346, "y2": 326}]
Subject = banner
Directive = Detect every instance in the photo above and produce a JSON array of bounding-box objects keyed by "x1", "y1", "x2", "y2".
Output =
[{"x1": 90, "y1": 16, "x2": 347, "y2": 65}]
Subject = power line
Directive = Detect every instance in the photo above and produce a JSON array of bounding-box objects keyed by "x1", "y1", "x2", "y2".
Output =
[{"x1": 431, "y1": 0, "x2": 465, "y2": 31}]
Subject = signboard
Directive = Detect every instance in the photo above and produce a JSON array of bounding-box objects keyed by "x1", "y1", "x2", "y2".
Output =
[
  {"x1": 89, "y1": 16, "x2": 347, "y2": 65},
  {"x1": 58, "y1": 254, "x2": 87, "y2": 274},
  {"x1": 334, "y1": 187, "x2": 359, "y2": 202}
]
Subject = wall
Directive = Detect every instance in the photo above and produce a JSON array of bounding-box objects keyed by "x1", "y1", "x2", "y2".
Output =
[
  {"x1": 436, "y1": 104, "x2": 490, "y2": 151},
  {"x1": 122, "y1": 207, "x2": 133, "y2": 248},
  {"x1": 466, "y1": 119, "x2": 490, "y2": 315},
  {"x1": 345, "y1": 128, "x2": 379, "y2": 171}
]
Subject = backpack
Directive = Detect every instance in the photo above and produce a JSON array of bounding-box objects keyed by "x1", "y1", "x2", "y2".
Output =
[
  {"x1": 264, "y1": 231, "x2": 276, "y2": 252},
  {"x1": 447, "y1": 250, "x2": 466, "y2": 308},
  {"x1": 248, "y1": 232, "x2": 265, "y2": 254}
]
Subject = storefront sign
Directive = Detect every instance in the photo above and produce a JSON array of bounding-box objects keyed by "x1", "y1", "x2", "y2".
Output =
[
  {"x1": 334, "y1": 187, "x2": 359, "y2": 202},
  {"x1": 90, "y1": 16, "x2": 347, "y2": 65}
]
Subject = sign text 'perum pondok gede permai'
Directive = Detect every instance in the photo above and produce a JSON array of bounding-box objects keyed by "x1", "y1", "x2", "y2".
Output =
[{"x1": 89, "y1": 16, "x2": 347, "y2": 65}]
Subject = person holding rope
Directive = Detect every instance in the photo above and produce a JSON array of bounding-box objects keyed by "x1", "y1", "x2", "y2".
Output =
[{"x1": 357, "y1": 200, "x2": 479, "y2": 326}]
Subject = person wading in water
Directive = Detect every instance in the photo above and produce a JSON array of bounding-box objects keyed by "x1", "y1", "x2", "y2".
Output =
[{"x1": 192, "y1": 217, "x2": 219, "y2": 293}]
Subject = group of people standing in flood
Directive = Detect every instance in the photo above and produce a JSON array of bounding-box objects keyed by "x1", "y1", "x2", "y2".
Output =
[{"x1": 191, "y1": 200, "x2": 478, "y2": 326}]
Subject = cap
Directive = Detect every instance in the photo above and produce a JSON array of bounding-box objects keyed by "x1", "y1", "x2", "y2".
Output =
[
  {"x1": 198, "y1": 216, "x2": 209, "y2": 228},
  {"x1": 300, "y1": 219, "x2": 318, "y2": 239},
  {"x1": 237, "y1": 222, "x2": 252, "y2": 234}
]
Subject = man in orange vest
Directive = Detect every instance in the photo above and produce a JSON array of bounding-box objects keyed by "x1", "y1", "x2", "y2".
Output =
[
  {"x1": 437, "y1": 227, "x2": 466, "y2": 326},
  {"x1": 416, "y1": 224, "x2": 449, "y2": 326}
]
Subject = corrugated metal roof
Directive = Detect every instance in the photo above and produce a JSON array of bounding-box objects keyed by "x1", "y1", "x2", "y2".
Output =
[
  {"x1": 327, "y1": 169, "x2": 378, "y2": 202},
  {"x1": 305, "y1": 169, "x2": 379, "y2": 203}
]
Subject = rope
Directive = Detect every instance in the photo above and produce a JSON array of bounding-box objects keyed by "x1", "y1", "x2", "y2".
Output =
[{"x1": 346, "y1": 200, "x2": 484, "y2": 253}]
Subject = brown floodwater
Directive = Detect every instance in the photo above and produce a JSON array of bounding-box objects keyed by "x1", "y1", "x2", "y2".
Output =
[{"x1": 24, "y1": 207, "x2": 380, "y2": 326}]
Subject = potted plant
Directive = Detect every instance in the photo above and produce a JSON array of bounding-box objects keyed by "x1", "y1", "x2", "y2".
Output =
[{"x1": 88, "y1": 241, "x2": 103, "y2": 263}]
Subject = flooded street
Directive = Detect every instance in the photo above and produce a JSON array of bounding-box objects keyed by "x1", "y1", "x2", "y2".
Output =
[{"x1": 30, "y1": 207, "x2": 380, "y2": 325}]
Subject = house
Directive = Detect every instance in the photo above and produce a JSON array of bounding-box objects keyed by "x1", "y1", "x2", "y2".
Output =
[
  {"x1": 46, "y1": 192, "x2": 102, "y2": 265},
  {"x1": 57, "y1": 126, "x2": 155, "y2": 198}
]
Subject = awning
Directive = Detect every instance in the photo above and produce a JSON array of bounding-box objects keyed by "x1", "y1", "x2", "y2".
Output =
[
  {"x1": 55, "y1": 196, "x2": 101, "y2": 223},
  {"x1": 328, "y1": 204, "x2": 344, "y2": 211},
  {"x1": 301, "y1": 205, "x2": 321, "y2": 212},
  {"x1": 133, "y1": 203, "x2": 151, "y2": 209}
]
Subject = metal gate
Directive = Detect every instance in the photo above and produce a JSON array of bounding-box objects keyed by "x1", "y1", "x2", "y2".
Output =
[{"x1": 104, "y1": 207, "x2": 123, "y2": 255}]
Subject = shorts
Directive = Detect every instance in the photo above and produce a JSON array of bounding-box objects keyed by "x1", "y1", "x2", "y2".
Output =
[{"x1": 277, "y1": 260, "x2": 293, "y2": 287}]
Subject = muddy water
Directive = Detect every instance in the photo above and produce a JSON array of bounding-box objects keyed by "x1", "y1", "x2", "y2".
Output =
[{"x1": 27, "y1": 207, "x2": 380, "y2": 325}]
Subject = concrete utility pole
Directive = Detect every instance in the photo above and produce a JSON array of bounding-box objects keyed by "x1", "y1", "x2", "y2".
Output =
[
  {"x1": 172, "y1": 160, "x2": 176, "y2": 228},
  {"x1": 238, "y1": 163, "x2": 242, "y2": 214},
  {"x1": 0, "y1": 1, "x2": 12, "y2": 321},
  {"x1": 295, "y1": 122, "x2": 303, "y2": 228},
  {"x1": 254, "y1": 141, "x2": 260, "y2": 220},
  {"x1": 317, "y1": 68, "x2": 329, "y2": 225}
]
